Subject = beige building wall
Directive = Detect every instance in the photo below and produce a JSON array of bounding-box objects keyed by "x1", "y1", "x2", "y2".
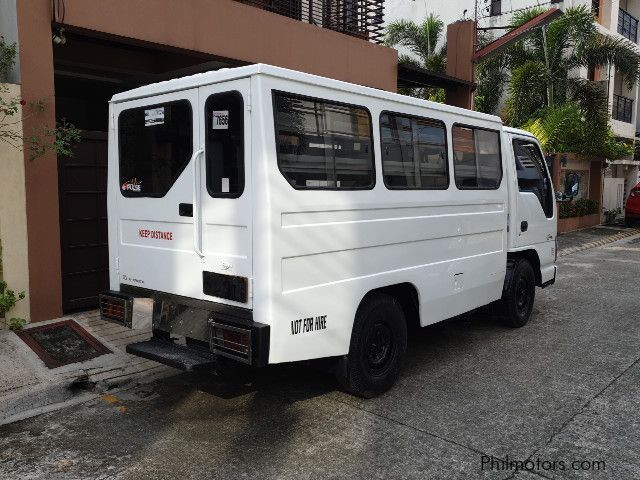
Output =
[{"x1": 0, "y1": 82, "x2": 30, "y2": 322}]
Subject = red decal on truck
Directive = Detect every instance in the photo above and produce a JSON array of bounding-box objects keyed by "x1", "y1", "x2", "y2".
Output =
[
  {"x1": 122, "y1": 178, "x2": 142, "y2": 192},
  {"x1": 139, "y1": 229, "x2": 173, "y2": 241}
]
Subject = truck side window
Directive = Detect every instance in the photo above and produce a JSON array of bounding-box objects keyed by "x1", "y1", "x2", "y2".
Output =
[
  {"x1": 380, "y1": 112, "x2": 448, "y2": 189},
  {"x1": 513, "y1": 139, "x2": 554, "y2": 218},
  {"x1": 273, "y1": 92, "x2": 374, "y2": 189},
  {"x1": 452, "y1": 125, "x2": 502, "y2": 190},
  {"x1": 205, "y1": 91, "x2": 244, "y2": 198},
  {"x1": 118, "y1": 100, "x2": 192, "y2": 197}
]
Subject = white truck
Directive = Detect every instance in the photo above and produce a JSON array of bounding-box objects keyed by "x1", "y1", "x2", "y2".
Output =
[{"x1": 100, "y1": 64, "x2": 556, "y2": 397}]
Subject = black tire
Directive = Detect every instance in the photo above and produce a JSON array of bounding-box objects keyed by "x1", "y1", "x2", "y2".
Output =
[
  {"x1": 497, "y1": 258, "x2": 536, "y2": 328},
  {"x1": 337, "y1": 293, "x2": 407, "y2": 398}
]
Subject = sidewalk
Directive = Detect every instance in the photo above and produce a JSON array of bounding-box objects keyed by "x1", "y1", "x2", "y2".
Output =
[
  {"x1": 557, "y1": 224, "x2": 640, "y2": 256},
  {"x1": 0, "y1": 310, "x2": 175, "y2": 425}
]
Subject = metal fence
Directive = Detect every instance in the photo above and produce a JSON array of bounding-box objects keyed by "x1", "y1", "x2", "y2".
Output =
[
  {"x1": 618, "y1": 7, "x2": 638, "y2": 43},
  {"x1": 237, "y1": 0, "x2": 385, "y2": 43},
  {"x1": 613, "y1": 94, "x2": 634, "y2": 123}
]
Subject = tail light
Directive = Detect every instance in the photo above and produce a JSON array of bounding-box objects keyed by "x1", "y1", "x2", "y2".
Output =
[
  {"x1": 99, "y1": 292, "x2": 133, "y2": 327},
  {"x1": 209, "y1": 322, "x2": 252, "y2": 364}
]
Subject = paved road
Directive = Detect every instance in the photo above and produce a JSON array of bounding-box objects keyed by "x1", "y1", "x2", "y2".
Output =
[{"x1": 1, "y1": 235, "x2": 639, "y2": 480}]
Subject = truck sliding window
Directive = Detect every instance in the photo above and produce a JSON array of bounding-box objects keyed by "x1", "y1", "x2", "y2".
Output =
[
  {"x1": 513, "y1": 139, "x2": 554, "y2": 218},
  {"x1": 118, "y1": 100, "x2": 192, "y2": 197},
  {"x1": 452, "y1": 125, "x2": 502, "y2": 190},
  {"x1": 380, "y1": 112, "x2": 448, "y2": 189},
  {"x1": 205, "y1": 91, "x2": 244, "y2": 198},
  {"x1": 273, "y1": 91, "x2": 375, "y2": 190}
]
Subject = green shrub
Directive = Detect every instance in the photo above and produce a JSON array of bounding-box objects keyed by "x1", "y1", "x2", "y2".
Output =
[
  {"x1": 575, "y1": 198, "x2": 599, "y2": 216},
  {"x1": 7, "y1": 317, "x2": 26, "y2": 331},
  {"x1": 559, "y1": 202, "x2": 575, "y2": 218},
  {"x1": 0, "y1": 281, "x2": 25, "y2": 329},
  {"x1": 559, "y1": 199, "x2": 599, "y2": 218}
]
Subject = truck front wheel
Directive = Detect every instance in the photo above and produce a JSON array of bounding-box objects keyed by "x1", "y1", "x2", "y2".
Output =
[
  {"x1": 498, "y1": 258, "x2": 536, "y2": 328},
  {"x1": 337, "y1": 294, "x2": 407, "y2": 398}
]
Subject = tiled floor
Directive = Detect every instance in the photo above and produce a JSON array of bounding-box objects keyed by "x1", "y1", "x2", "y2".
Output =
[{"x1": 56, "y1": 310, "x2": 176, "y2": 389}]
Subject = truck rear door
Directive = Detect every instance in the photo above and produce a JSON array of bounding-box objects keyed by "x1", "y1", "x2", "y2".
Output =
[{"x1": 110, "y1": 79, "x2": 252, "y2": 308}]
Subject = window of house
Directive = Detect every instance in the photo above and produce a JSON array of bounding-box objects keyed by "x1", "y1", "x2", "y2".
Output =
[
  {"x1": 273, "y1": 92, "x2": 374, "y2": 189},
  {"x1": 490, "y1": 0, "x2": 502, "y2": 16},
  {"x1": 205, "y1": 91, "x2": 245, "y2": 198},
  {"x1": 119, "y1": 100, "x2": 193, "y2": 197},
  {"x1": 452, "y1": 125, "x2": 502, "y2": 189},
  {"x1": 379, "y1": 112, "x2": 448, "y2": 189}
]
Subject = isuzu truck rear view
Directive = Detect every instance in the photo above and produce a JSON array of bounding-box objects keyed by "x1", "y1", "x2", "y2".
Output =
[{"x1": 100, "y1": 65, "x2": 556, "y2": 397}]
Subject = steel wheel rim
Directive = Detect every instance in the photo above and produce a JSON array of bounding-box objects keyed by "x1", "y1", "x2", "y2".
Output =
[
  {"x1": 515, "y1": 276, "x2": 531, "y2": 314},
  {"x1": 366, "y1": 322, "x2": 393, "y2": 372}
]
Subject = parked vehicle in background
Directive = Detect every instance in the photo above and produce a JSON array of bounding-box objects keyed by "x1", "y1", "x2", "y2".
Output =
[
  {"x1": 100, "y1": 65, "x2": 557, "y2": 398},
  {"x1": 626, "y1": 183, "x2": 640, "y2": 226}
]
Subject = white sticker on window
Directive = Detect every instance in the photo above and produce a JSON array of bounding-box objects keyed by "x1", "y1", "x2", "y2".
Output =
[
  {"x1": 212, "y1": 110, "x2": 229, "y2": 129},
  {"x1": 221, "y1": 177, "x2": 230, "y2": 193},
  {"x1": 144, "y1": 107, "x2": 165, "y2": 126}
]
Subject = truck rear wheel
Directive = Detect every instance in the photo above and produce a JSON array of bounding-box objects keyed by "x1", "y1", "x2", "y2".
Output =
[
  {"x1": 337, "y1": 294, "x2": 407, "y2": 398},
  {"x1": 497, "y1": 258, "x2": 536, "y2": 328}
]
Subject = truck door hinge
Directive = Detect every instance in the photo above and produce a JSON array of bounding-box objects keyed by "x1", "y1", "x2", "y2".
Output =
[
  {"x1": 507, "y1": 213, "x2": 510, "y2": 233},
  {"x1": 115, "y1": 257, "x2": 119, "y2": 272}
]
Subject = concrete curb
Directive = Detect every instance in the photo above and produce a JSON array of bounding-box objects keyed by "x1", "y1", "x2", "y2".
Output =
[
  {"x1": 558, "y1": 228, "x2": 640, "y2": 257},
  {"x1": 0, "y1": 381, "x2": 94, "y2": 426},
  {"x1": 0, "y1": 311, "x2": 176, "y2": 426}
]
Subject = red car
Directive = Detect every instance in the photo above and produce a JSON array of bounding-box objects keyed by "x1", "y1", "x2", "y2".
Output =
[{"x1": 626, "y1": 182, "x2": 640, "y2": 226}]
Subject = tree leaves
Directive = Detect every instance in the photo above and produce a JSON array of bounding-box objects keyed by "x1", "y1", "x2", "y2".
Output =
[
  {"x1": 483, "y1": 4, "x2": 639, "y2": 158},
  {"x1": 385, "y1": 14, "x2": 447, "y2": 101},
  {"x1": 385, "y1": 15, "x2": 445, "y2": 65}
]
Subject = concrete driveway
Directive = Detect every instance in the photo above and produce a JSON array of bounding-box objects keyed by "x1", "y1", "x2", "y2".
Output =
[{"x1": 1, "y1": 235, "x2": 639, "y2": 480}]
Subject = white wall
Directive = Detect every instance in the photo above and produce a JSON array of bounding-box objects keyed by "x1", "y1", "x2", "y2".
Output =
[{"x1": 0, "y1": 83, "x2": 30, "y2": 322}]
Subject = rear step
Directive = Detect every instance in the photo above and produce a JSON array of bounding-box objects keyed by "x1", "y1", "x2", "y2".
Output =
[{"x1": 126, "y1": 339, "x2": 216, "y2": 372}]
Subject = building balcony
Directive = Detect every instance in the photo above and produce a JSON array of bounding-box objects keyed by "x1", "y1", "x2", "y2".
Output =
[
  {"x1": 618, "y1": 7, "x2": 639, "y2": 43},
  {"x1": 237, "y1": 0, "x2": 385, "y2": 43},
  {"x1": 612, "y1": 93, "x2": 634, "y2": 123}
]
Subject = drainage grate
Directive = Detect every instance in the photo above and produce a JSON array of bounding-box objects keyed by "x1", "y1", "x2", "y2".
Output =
[{"x1": 16, "y1": 320, "x2": 111, "y2": 368}]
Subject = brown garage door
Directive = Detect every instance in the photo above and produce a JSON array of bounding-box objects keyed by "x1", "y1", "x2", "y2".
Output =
[{"x1": 58, "y1": 131, "x2": 109, "y2": 312}]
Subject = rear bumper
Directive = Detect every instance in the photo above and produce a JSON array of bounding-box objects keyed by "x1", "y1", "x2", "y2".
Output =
[{"x1": 99, "y1": 288, "x2": 269, "y2": 368}]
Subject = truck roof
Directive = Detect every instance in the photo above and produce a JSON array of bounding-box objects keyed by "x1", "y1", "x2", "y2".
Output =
[
  {"x1": 503, "y1": 126, "x2": 537, "y2": 138},
  {"x1": 110, "y1": 64, "x2": 503, "y2": 125}
]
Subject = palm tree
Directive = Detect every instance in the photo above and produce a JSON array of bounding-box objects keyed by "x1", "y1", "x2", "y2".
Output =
[
  {"x1": 500, "y1": 5, "x2": 640, "y2": 126},
  {"x1": 384, "y1": 14, "x2": 447, "y2": 101}
]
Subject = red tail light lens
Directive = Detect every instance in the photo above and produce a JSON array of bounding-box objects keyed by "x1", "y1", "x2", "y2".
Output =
[{"x1": 211, "y1": 324, "x2": 251, "y2": 360}]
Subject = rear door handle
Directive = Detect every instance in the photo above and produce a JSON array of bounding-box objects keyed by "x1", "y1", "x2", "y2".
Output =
[
  {"x1": 521, "y1": 221, "x2": 528, "y2": 232},
  {"x1": 179, "y1": 203, "x2": 193, "y2": 217},
  {"x1": 191, "y1": 148, "x2": 205, "y2": 258}
]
